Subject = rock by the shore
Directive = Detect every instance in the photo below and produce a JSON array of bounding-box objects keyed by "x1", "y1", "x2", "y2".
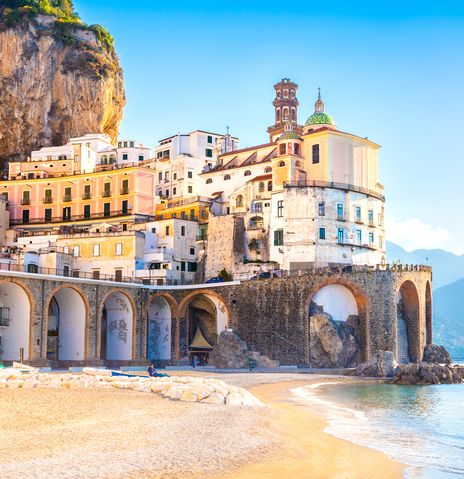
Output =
[
  {"x1": 355, "y1": 351, "x2": 398, "y2": 378},
  {"x1": 390, "y1": 362, "x2": 464, "y2": 385},
  {"x1": 209, "y1": 331, "x2": 279, "y2": 369},
  {"x1": 423, "y1": 344, "x2": 452, "y2": 364},
  {"x1": 0, "y1": 367, "x2": 264, "y2": 407}
]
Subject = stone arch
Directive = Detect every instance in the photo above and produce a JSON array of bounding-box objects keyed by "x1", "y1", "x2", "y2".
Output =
[
  {"x1": 177, "y1": 290, "x2": 230, "y2": 364},
  {"x1": 305, "y1": 278, "x2": 369, "y2": 364},
  {"x1": 425, "y1": 281, "x2": 432, "y2": 346},
  {"x1": 0, "y1": 280, "x2": 34, "y2": 362},
  {"x1": 146, "y1": 293, "x2": 177, "y2": 362},
  {"x1": 99, "y1": 289, "x2": 136, "y2": 361},
  {"x1": 45, "y1": 285, "x2": 89, "y2": 361},
  {"x1": 396, "y1": 280, "x2": 420, "y2": 363}
]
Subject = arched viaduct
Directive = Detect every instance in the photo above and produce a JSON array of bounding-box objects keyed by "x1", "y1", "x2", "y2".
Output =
[{"x1": 0, "y1": 266, "x2": 432, "y2": 368}]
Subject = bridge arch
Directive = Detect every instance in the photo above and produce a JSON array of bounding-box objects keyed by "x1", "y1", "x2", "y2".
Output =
[
  {"x1": 99, "y1": 289, "x2": 136, "y2": 361},
  {"x1": 146, "y1": 293, "x2": 177, "y2": 362},
  {"x1": 396, "y1": 279, "x2": 420, "y2": 363},
  {"x1": 45, "y1": 285, "x2": 88, "y2": 361},
  {"x1": 0, "y1": 280, "x2": 33, "y2": 361},
  {"x1": 305, "y1": 278, "x2": 369, "y2": 363},
  {"x1": 425, "y1": 281, "x2": 432, "y2": 346}
]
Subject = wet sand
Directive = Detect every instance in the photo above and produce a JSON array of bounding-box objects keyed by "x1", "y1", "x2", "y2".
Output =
[{"x1": 0, "y1": 373, "x2": 404, "y2": 479}]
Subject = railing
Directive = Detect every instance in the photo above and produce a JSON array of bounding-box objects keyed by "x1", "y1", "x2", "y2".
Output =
[
  {"x1": 82, "y1": 192, "x2": 92, "y2": 200},
  {"x1": 63, "y1": 195, "x2": 72, "y2": 202},
  {"x1": 10, "y1": 208, "x2": 135, "y2": 225},
  {"x1": 120, "y1": 188, "x2": 129, "y2": 195},
  {"x1": 196, "y1": 234, "x2": 208, "y2": 241},
  {"x1": 157, "y1": 196, "x2": 211, "y2": 210},
  {"x1": 43, "y1": 197, "x2": 53, "y2": 204},
  {"x1": 102, "y1": 190, "x2": 112, "y2": 197},
  {"x1": 284, "y1": 180, "x2": 385, "y2": 202},
  {"x1": 21, "y1": 198, "x2": 31, "y2": 205}
]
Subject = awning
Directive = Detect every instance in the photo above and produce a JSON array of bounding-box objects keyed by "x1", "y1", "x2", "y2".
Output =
[{"x1": 189, "y1": 327, "x2": 213, "y2": 350}]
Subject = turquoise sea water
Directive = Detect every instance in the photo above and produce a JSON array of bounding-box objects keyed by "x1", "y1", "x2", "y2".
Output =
[{"x1": 291, "y1": 380, "x2": 464, "y2": 478}]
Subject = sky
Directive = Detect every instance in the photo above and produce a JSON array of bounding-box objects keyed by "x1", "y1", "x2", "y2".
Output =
[{"x1": 74, "y1": 1, "x2": 464, "y2": 254}]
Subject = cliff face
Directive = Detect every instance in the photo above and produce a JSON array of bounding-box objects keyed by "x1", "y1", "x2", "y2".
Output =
[{"x1": 0, "y1": 14, "x2": 125, "y2": 162}]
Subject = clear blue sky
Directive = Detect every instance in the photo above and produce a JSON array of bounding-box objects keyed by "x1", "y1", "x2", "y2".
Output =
[{"x1": 75, "y1": 1, "x2": 464, "y2": 253}]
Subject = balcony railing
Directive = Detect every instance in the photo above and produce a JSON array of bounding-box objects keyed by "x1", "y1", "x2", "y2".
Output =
[
  {"x1": 21, "y1": 198, "x2": 31, "y2": 205},
  {"x1": 284, "y1": 180, "x2": 385, "y2": 202},
  {"x1": 63, "y1": 195, "x2": 72, "y2": 202},
  {"x1": 43, "y1": 197, "x2": 53, "y2": 204},
  {"x1": 120, "y1": 187, "x2": 129, "y2": 195},
  {"x1": 10, "y1": 208, "x2": 137, "y2": 225},
  {"x1": 82, "y1": 192, "x2": 92, "y2": 200},
  {"x1": 102, "y1": 190, "x2": 112, "y2": 197}
]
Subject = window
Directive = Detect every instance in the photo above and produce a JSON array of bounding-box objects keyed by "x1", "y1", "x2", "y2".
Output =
[
  {"x1": 337, "y1": 203, "x2": 344, "y2": 220},
  {"x1": 181, "y1": 211, "x2": 187, "y2": 219},
  {"x1": 122, "y1": 223, "x2": 128, "y2": 231},
  {"x1": 258, "y1": 182, "x2": 265, "y2": 192},
  {"x1": 22, "y1": 190, "x2": 30, "y2": 204},
  {"x1": 244, "y1": 170, "x2": 251, "y2": 176},
  {"x1": 103, "y1": 182, "x2": 111, "y2": 197},
  {"x1": 188, "y1": 171, "x2": 193, "y2": 178},
  {"x1": 224, "y1": 174, "x2": 231, "y2": 180},
  {"x1": 279, "y1": 144, "x2": 286, "y2": 155},
  {"x1": 92, "y1": 270, "x2": 100, "y2": 280},
  {"x1": 158, "y1": 172, "x2": 162, "y2": 181},
  {"x1": 44, "y1": 189, "x2": 52, "y2": 202},
  {"x1": 277, "y1": 200, "x2": 284, "y2": 217},
  {"x1": 206, "y1": 178, "x2": 213, "y2": 184},
  {"x1": 165, "y1": 226, "x2": 170, "y2": 235},
  {"x1": 181, "y1": 261, "x2": 186, "y2": 272},
  {"x1": 236, "y1": 195, "x2": 243, "y2": 208},
  {"x1": 115, "y1": 243, "x2": 123, "y2": 255},
  {"x1": 84, "y1": 184, "x2": 91, "y2": 199},
  {"x1": 190, "y1": 247, "x2": 195, "y2": 255},
  {"x1": 84, "y1": 204, "x2": 91, "y2": 219},
  {"x1": 207, "y1": 135, "x2": 213, "y2": 143},
  {"x1": 122, "y1": 179, "x2": 129, "y2": 193},
  {"x1": 312, "y1": 144, "x2": 320, "y2": 164},
  {"x1": 319, "y1": 227, "x2": 326, "y2": 240},
  {"x1": 138, "y1": 155, "x2": 144, "y2": 161},
  {"x1": 104, "y1": 203, "x2": 111, "y2": 217},
  {"x1": 294, "y1": 143, "x2": 300, "y2": 155},
  {"x1": 93, "y1": 244, "x2": 100, "y2": 256},
  {"x1": 205, "y1": 148, "x2": 213, "y2": 158},
  {"x1": 188, "y1": 186, "x2": 193, "y2": 193},
  {"x1": 63, "y1": 207, "x2": 71, "y2": 221},
  {"x1": 267, "y1": 181, "x2": 273, "y2": 191},
  {"x1": 355, "y1": 206, "x2": 361, "y2": 222},
  {"x1": 337, "y1": 228, "x2": 344, "y2": 244},
  {"x1": 73, "y1": 245, "x2": 80, "y2": 257},
  {"x1": 22, "y1": 210, "x2": 30, "y2": 224},
  {"x1": 278, "y1": 161, "x2": 285, "y2": 167},
  {"x1": 274, "y1": 229, "x2": 284, "y2": 246},
  {"x1": 114, "y1": 269, "x2": 123, "y2": 282},
  {"x1": 45, "y1": 208, "x2": 52, "y2": 222},
  {"x1": 356, "y1": 229, "x2": 362, "y2": 245},
  {"x1": 181, "y1": 226, "x2": 185, "y2": 236},
  {"x1": 368, "y1": 209, "x2": 374, "y2": 225},
  {"x1": 63, "y1": 265, "x2": 70, "y2": 277},
  {"x1": 190, "y1": 209, "x2": 195, "y2": 220},
  {"x1": 264, "y1": 166, "x2": 272, "y2": 173},
  {"x1": 64, "y1": 186, "x2": 72, "y2": 201},
  {"x1": 201, "y1": 209, "x2": 207, "y2": 219},
  {"x1": 188, "y1": 262, "x2": 197, "y2": 272},
  {"x1": 318, "y1": 202, "x2": 325, "y2": 216},
  {"x1": 369, "y1": 232, "x2": 375, "y2": 244},
  {"x1": 173, "y1": 187, "x2": 177, "y2": 195},
  {"x1": 379, "y1": 236, "x2": 384, "y2": 248},
  {"x1": 122, "y1": 153, "x2": 128, "y2": 160}
]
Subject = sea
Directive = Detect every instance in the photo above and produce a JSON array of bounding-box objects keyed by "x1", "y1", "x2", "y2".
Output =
[{"x1": 291, "y1": 365, "x2": 464, "y2": 478}]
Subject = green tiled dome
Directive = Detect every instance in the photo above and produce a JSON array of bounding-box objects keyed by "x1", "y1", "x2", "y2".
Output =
[
  {"x1": 305, "y1": 112, "x2": 334, "y2": 126},
  {"x1": 279, "y1": 130, "x2": 301, "y2": 141}
]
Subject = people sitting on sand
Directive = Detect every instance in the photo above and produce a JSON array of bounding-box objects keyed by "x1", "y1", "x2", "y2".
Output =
[{"x1": 147, "y1": 364, "x2": 157, "y2": 377}]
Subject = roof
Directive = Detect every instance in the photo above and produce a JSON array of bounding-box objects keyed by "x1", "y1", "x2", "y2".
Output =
[
  {"x1": 189, "y1": 327, "x2": 213, "y2": 350},
  {"x1": 305, "y1": 112, "x2": 334, "y2": 126},
  {"x1": 302, "y1": 127, "x2": 381, "y2": 148},
  {"x1": 252, "y1": 174, "x2": 272, "y2": 182}
]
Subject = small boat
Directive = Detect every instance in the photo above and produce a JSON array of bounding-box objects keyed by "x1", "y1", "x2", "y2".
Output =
[{"x1": 110, "y1": 370, "x2": 169, "y2": 378}]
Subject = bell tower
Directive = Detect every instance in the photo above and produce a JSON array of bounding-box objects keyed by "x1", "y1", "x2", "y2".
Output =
[{"x1": 267, "y1": 78, "x2": 301, "y2": 142}]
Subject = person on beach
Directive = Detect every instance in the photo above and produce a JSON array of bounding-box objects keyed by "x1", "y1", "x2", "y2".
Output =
[{"x1": 147, "y1": 364, "x2": 157, "y2": 377}]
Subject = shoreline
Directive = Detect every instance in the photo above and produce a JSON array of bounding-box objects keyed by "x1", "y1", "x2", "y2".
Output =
[{"x1": 214, "y1": 378, "x2": 405, "y2": 479}]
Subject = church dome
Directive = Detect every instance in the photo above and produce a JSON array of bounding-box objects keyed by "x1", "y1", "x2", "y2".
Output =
[
  {"x1": 278, "y1": 130, "x2": 301, "y2": 141},
  {"x1": 305, "y1": 112, "x2": 334, "y2": 126}
]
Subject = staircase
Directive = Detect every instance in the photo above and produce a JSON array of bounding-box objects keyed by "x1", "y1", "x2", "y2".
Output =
[{"x1": 397, "y1": 314, "x2": 410, "y2": 364}]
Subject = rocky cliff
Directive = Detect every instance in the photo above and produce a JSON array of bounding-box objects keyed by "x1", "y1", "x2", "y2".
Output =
[{"x1": 0, "y1": 6, "x2": 125, "y2": 163}]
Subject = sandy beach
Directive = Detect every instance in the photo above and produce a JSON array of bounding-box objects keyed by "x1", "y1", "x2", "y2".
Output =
[{"x1": 0, "y1": 372, "x2": 404, "y2": 479}]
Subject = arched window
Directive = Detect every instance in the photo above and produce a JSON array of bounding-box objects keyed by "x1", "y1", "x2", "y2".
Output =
[
  {"x1": 291, "y1": 108, "x2": 296, "y2": 121},
  {"x1": 236, "y1": 195, "x2": 243, "y2": 207},
  {"x1": 279, "y1": 144, "x2": 286, "y2": 155},
  {"x1": 278, "y1": 161, "x2": 285, "y2": 167},
  {"x1": 276, "y1": 108, "x2": 281, "y2": 123},
  {"x1": 258, "y1": 182, "x2": 265, "y2": 192},
  {"x1": 244, "y1": 170, "x2": 251, "y2": 176},
  {"x1": 224, "y1": 174, "x2": 231, "y2": 180},
  {"x1": 295, "y1": 160, "x2": 301, "y2": 167},
  {"x1": 294, "y1": 143, "x2": 300, "y2": 156},
  {"x1": 267, "y1": 181, "x2": 273, "y2": 191},
  {"x1": 282, "y1": 107, "x2": 289, "y2": 120},
  {"x1": 264, "y1": 166, "x2": 272, "y2": 173},
  {"x1": 206, "y1": 178, "x2": 213, "y2": 184}
]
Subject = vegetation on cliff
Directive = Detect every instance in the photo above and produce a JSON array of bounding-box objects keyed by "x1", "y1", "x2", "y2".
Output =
[{"x1": 0, "y1": 0, "x2": 117, "y2": 76}]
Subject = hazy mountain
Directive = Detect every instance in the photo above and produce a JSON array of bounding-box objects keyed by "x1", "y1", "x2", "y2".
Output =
[{"x1": 387, "y1": 242, "x2": 464, "y2": 361}]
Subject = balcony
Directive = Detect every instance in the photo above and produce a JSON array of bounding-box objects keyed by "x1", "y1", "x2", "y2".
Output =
[
  {"x1": 120, "y1": 187, "x2": 129, "y2": 195},
  {"x1": 102, "y1": 190, "x2": 112, "y2": 198},
  {"x1": 21, "y1": 198, "x2": 31, "y2": 205},
  {"x1": 43, "y1": 197, "x2": 53, "y2": 204},
  {"x1": 82, "y1": 192, "x2": 92, "y2": 200},
  {"x1": 63, "y1": 194, "x2": 73, "y2": 202},
  {"x1": 196, "y1": 233, "x2": 208, "y2": 242}
]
